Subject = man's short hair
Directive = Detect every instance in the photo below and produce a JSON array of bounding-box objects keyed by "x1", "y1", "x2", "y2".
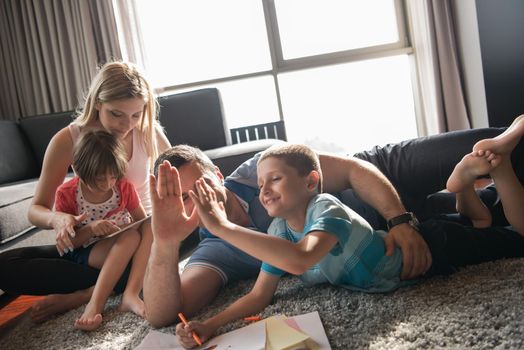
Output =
[
  {"x1": 258, "y1": 143, "x2": 323, "y2": 192},
  {"x1": 154, "y1": 144, "x2": 216, "y2": 177}
]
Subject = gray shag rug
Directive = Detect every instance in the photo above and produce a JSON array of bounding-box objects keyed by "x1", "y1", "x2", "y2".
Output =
[{"x1": 1, "y1": 258, "x2": 524, "y2": 350}]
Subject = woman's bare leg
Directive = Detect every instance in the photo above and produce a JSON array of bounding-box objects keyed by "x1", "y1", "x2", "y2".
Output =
[
  {"x1": 447, "y1": 150, "x2": 501, "y2": 228},
  {"x1": 30, "y1": 287, "x2": 94, "y2": 323},
  {"x1": 473, "y1": 114, "x2": 524, "y2": 154}
]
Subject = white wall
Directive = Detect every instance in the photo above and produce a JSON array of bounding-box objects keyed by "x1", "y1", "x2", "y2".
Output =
[{"x1": 452, "y1": 0, "x2": 489, "y2": 128}]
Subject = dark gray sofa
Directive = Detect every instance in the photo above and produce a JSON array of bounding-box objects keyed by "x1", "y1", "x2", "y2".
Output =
[
  {"x1": 0, "y1": 112, "x2": 74, "y2": 244},
  {"x1": 0, "y1": 88, "x2": 285, "y2": 247}
]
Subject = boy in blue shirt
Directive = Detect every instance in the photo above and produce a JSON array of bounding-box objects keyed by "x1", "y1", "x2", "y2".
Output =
[{"x1": 175, "y1": 141, "x2": 524, "y2": 347}]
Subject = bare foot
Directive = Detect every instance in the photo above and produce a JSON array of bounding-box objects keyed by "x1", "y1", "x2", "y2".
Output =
[
  {"x1": 74, "y1": 313, "x2": 103, "y2": 331},
  {"x1": 118, "y1": 292, "x2": 145, "y2": 318},
  {"x1": 447, "y1": 150, "x2": 501, "y2": 193},
  {"x1": 30, "y1": 287, "x2": 93, "y2": 323},
  {"x1": 473, "y1": 114, "x2": 524, "y2": 154},
  {"x1": 74, "y1": 301, "x2": 103, "y2": 331}
]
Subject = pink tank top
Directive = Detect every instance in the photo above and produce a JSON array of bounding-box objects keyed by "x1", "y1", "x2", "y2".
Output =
[{"x1": 68, "y1": 123, "x2": 152, "y2": 214}]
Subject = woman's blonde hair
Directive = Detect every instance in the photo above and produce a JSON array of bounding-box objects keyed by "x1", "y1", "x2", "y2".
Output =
[{"x1": 75, "y1": 61, "x2": 160, "y2": 169}]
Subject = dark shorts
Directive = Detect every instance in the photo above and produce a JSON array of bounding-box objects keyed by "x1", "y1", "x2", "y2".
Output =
[
  {"x1": 63, "y1": 245, "x2": 94, "y2": 266},
  {"x1": 186, "y1": 237, "x2": 261, "y2": 285}
]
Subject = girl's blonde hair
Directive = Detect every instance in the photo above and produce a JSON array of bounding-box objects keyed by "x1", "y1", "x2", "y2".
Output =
[{"x1": 75, "y1": 61, "x2": 160, "y2": 169}]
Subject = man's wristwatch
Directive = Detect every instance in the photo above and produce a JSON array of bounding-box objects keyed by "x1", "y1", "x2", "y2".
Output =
[{"x1": 387, "y1": 212, "x2": 419, "y2": 231}]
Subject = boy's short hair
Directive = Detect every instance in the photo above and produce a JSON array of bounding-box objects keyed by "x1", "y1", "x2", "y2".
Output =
[
  {"x1": 258, "y1": 143, "x2": 323, "y2": 192},
  {"x1": 72, "y1": 130, "x2": 128, "y2": 187},
  {"x1": 154, "y1": 144, "x2": 216, "y2": 177}
]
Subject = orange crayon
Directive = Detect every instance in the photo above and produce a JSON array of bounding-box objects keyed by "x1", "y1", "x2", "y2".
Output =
[
  {"x1": 243, "y1": 315, "x2": 262, "y2": 322},
  {"x1": 178, "y1": 312, "x2": 203, "y2": 346}
]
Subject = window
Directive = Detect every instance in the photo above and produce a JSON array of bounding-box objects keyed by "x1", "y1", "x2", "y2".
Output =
[
  {"x1": 275, "y1": 0, "x2": 400, "y2": 59},
  {"x1": 137, "y1": 0, "x2": 417, "y2": 153}
]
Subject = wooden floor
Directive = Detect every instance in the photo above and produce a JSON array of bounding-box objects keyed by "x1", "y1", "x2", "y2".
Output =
[{"x1": 0, "y1": 295, "x2": 44, "y2": 331}]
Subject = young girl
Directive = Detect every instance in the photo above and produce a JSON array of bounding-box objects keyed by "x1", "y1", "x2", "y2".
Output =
[
  {"x1": 446, "y1": 114, "x2": 524, "y2": 236},
  {"x1": 175, "y1": 142, "x2": 524, "y2": 348},
  {"x1": 0, "y1": 61, "x2": 170, "y2": 323},
  {"x1": 57, "y1": 130, "x2": 146, "y2": 331}
]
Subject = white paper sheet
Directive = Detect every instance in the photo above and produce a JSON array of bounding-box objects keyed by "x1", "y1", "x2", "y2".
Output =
[{"x1": 134, "y1": 311, "x2": 331, "y2": 350}]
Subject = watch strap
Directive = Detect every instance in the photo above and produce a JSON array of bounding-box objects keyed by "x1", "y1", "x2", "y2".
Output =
[{"x1": 387, "y1": 212, "x2": 419, "y2": 230}]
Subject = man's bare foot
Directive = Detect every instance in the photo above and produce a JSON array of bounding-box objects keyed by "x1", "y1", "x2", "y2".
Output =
[
  {"x1": 74, "y1": 301, "x2": 103, "y2": 331},
  {"x1": 447, "y1": 150, "x2": 501, "y2": 193},
  {"x1": 30, "y1": 287, "x2": 93, "y2": 323},
  {"x1": 117, "y1": 292, "x2": 145, "y2": 318},
  {"x1": 474, "y1": 114, "x2": 524, "y2": 154}
]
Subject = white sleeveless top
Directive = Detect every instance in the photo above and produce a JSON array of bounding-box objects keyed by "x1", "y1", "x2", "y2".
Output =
[{"x1": 68, "y1": 123, "x2": 152, "y2": 214}]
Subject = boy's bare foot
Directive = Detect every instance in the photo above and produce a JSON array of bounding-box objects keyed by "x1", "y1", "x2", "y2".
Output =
[
  {"x1": 74, "y1": 301, "x2": 103, "y2": 331},
  {"x1": 473, "y1": 114, "x2": 524, "y2": 154},
  {"x1": 447, "y1": 150, "x2": 501, "y2": 193},
  {"x1": 30, "y1": 287, "x2": 93, "y2": 323},
  {"x1": 117, "y1": 292, "x2": 145, "y2": 318}
]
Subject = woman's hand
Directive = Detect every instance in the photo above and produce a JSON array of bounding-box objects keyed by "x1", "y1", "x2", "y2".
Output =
[
  {"x1": 52, "y1": 212, "x2": 87, "y2": 256},
  {"x1": 175, "y1": 320, "x2": 215, "y2": 349},
  {"x1": 189, "y1": 177, "x2": 230, "y2": 233},
  {"x1": 89, "y1": 220, "x2": 120, "y2": 237}
]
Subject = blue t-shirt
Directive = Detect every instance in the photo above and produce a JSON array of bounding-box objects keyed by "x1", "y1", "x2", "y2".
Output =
[{"x1": 261, "y1": 193, "x2": 407, "y2": 293}]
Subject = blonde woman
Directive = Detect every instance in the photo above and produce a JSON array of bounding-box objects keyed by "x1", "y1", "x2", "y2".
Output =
[{"x1": 0, "y1": 61, "x2": 170, "y2": 323}]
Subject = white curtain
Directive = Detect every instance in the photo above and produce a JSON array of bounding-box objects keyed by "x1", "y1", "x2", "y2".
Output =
[
  {"x1": 0, "y1": 0, "x2": 123, "y2": 121},
  {"x1": 113, "y1": 0, "x2": 146, "y2": 70},
  {"x1": 407, "y1": 0, "x2": 471, "y2": 135}
]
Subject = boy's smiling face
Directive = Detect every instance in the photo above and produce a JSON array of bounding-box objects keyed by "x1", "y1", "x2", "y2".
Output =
[{"x1": 257, "y1": 157, "x2": 317, "y2": 221}]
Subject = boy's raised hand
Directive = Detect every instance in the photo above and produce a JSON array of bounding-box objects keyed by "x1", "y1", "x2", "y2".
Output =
[
  {"x1": 189, "y1": 177, "x2": 229, "y2": 233},
  {"x1": 175, "y1": 320, "x2": 214, "y2": 349},
  {"x1": 149, "y1": 160, "x2": 198, "y2": 243}
]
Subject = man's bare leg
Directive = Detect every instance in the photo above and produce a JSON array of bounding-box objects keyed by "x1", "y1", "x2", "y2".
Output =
[
  {"x1": 30, "y1": 286, "x2": 94, "y2": 323},
  {"x1": 179, "y1": 266, "x2": 223, "y2": 317},
  {"x1": 143, "y1": 241, "x2": 222, "y2": 327},
  {"x1": 473, "y1": 115, "x2": 524, "y2": 235},
  {"x1": 447, "y1": 150, "x2": 501, "y2": 228}
]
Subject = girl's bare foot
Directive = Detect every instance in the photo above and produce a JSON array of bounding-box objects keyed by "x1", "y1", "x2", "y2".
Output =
[
  {"x1": 118, "y1": 292, "x2": 145, "y2": 318},
  {"x1": 30, "y1": 287, "x2": 93, "y2": 323},
  {"x1": 447, "y1": 150, "x2": 501, "y2": 193},
  {"x1": 473, "y1": 114, "x2": 524, "y2": 154},
  {"x1": 74, "y1": 301, "x2": 103, "y2": 331}
]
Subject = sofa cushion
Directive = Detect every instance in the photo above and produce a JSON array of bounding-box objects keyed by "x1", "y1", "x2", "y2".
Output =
[
  {"x1": 19, "y1": 111, "x2": 75, "y2": 170},
  {"x1": 205, "y1": 139, "x2": 286, "y2": 176},
  {"x1": 0, "y1": 179, "x2": 39, "y2": 243},
  {"x1": 0, "y1": 120, "x2": 39, "y2": 185},
  {"x1": 158, "y1": 88, "x2": 231, "y2": 150}
]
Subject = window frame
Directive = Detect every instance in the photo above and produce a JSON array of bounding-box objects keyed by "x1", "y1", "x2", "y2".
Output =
[{"x1": 152, "y1": 0, "x2": 413, "y2": 126}]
